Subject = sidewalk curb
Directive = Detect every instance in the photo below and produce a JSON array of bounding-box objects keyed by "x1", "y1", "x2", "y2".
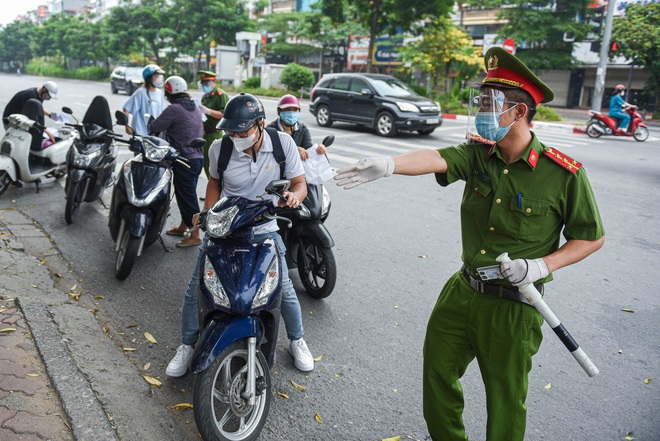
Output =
[{"x1": 19, "y1": 296, "x2": 118, "y2": 441}]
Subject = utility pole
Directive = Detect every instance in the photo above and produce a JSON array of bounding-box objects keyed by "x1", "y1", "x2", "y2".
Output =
[{"x1": 591, "y1": 0, "x2": 616, "y2": 111}]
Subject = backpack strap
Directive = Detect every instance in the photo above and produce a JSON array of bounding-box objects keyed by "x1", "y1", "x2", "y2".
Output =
[{"x1": 216, "y1": 127, "x2": 287, "y2": 193}]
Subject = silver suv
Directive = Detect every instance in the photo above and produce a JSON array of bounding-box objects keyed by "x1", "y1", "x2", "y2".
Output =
[{"x1": 309, "y1": 73, "x2": 442, "y2": 137}]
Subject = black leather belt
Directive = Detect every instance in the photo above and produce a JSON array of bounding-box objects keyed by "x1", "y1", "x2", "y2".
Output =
[{"x1": 461, "y1": 267, "x2": 541, "y2": 306}]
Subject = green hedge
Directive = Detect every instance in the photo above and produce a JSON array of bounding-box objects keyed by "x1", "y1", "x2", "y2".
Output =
[{"x1": 25, "y1": 61, "x2": 108, "y2": 81}]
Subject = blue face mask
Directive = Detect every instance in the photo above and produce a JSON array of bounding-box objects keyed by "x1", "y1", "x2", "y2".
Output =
[
  {"x1": 474, "y1": 106, "x2": 517, "y2": 142},
  {"x1": 280, "y1": 111, "x2": 300, "y2": 126},
  {"x1": 202, "y1": 84, "x2": 214, "y2": 95}
]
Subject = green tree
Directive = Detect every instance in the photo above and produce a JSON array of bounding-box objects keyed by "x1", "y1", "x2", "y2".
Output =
[
  {"x1": 0, "y1": 21, "x2": 36, "y2": 68},
  {"x1": 611, "y1": 3, "x2": 660, "y2": 109},
  {"x1": 400, "y1": 16, "x2": 482, "y2": 97},
  {"x1": 259, "y1": 12, "x2": 318, "y2": 63}
]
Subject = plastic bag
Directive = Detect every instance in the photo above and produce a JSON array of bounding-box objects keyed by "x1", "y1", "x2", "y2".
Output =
[{"x1": 302, "y1": 144, "x2": 334, "y2": 185}]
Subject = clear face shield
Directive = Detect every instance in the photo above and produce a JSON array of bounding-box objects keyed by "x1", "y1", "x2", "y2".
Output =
[{"x1": 467, "y1": 87, "x2": 519, "y2": 143}]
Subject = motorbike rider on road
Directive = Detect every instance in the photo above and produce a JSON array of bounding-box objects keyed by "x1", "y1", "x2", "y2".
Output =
[
  {"x1": 3, "y1": 81, "x2": 59, "y2": 130},
  {"x1": 166, "y1": 92, "x2": 315, "y2": 377},
  {"x1": 608, "y1": 84, "x2": 636, "y2": 132},
  {"x1": 268, "y1": 94, "x2": 327, "y2": 160},
  {"x1": 122, "y1": 64, "x2": 165, "y2": 137}
]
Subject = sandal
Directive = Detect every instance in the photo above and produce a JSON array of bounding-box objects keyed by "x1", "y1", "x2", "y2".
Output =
[
  {"x1": 166, "y1": 227, "x2": 185, "y2": 237},
  {"x1": 176, "y1": 237, "x2": 202, "y2": 248}
]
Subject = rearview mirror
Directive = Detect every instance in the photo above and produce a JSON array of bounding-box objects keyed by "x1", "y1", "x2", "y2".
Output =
[
  {"x1": 62, "y1": 107, "x2": 73, "y2": 115},
  {"x1": 322, "y1": 134, "x2": 335, "y2": 147},
  {"x1": 115, "y1": 111, "x2": 128, "y2": 126},
  {"x1": 265, "y1": 179, "x2": 290, "y2": 195}
]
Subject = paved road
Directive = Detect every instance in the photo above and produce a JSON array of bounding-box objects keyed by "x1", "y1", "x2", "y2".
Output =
[{"x1": 1, "y1": 74, "x2": 658, "y2": 441}]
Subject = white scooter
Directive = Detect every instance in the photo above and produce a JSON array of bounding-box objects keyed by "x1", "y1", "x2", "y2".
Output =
[{"x1": 0, "y1": 98, "x2": 77, "y2": 196}]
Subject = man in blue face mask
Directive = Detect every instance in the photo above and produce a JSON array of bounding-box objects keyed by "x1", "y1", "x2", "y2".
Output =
[
  {"x1": 268, "y1": 94, "x2": 327, "y2": 161},
  {"x1": 333, "y1": 46, "x2": 605, "y2": 441},
  {"x1": 197, "y1": 70, "x2": 228, "y2": 180}
]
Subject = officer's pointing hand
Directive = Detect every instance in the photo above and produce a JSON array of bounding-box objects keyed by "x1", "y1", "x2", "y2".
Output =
[
  {"x1": 500, "y1": 258, "x2": 549, "y2": 287},
  {"x1": 334, "y1": 156, "x2": 395, "y2": 190}
]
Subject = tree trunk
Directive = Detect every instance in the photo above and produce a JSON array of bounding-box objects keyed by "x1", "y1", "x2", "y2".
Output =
[{"x1": 367, "y1": 0, "x2": 381, "y2": 74}]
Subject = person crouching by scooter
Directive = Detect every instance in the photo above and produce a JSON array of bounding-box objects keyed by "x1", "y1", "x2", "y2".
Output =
[
  {"x1": 165, "y1": 92, "x2": 315, "y2": 377},
  {"x1": 148, "y1": 76, "x2": 204, "y2": 248},
  {"x1": 3, "y1": 81, "x2": 59, "y2": 130},
  {"x1": 268, "y1": 94, "x2": 327, "y2": 160}
]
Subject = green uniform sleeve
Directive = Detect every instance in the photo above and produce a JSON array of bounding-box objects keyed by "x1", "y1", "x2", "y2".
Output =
[{"x1": 561, "y1": 167, "x2": 605, "y2": 241}]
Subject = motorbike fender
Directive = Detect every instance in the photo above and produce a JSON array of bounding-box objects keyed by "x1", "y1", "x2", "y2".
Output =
[
  {"x1": 121, "y1": 206, "x2": 151, "y2": 237},
  {"x1": 300, "y1": 219, "x2": 335, "y2": 248},
  {"x1": 190, "y1": 315, "x2": 259, "y2": 373},
  {"x1": 0, "y1": 156, "x2": 17, "y2": 182},
  {"x1": 67, "y1": 168, "x2": 88, "y2": 185}
]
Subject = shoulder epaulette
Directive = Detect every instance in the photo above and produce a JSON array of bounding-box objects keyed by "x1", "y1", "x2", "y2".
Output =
[{"x1": 543, "y1": 147, "x2": 582, "y2": 173}]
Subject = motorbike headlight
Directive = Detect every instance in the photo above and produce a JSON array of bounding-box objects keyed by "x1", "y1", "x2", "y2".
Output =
[
  {"x1": 252, "y1": 256, "x2": 279, "y2": 310},
  {"x1": 203, "y1": 256, "x2": 230, "y2": 309},
  {"x1": 206, "y1": 205, "x2": 239, "y2": 238},
  {"x1": 396, "y1": 101, "x2": 420, "y2": 112},
  {"x1": 72, "y1": 147, "x2": 101, "y2": 168},
  {"x1": 143, "y1": 140, "x2": 171, "y2": 162},
  {"x1": 321, "y1": 186, "x2": 331, "y2": 217}
]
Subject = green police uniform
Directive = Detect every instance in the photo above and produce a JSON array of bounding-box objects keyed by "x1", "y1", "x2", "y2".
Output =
[
  {"x1": 198, "y1": 70, "x2": 229, "y2": 179},
  {"x1": 424, "y1": 134, "x2": 605, "y2": 440}
]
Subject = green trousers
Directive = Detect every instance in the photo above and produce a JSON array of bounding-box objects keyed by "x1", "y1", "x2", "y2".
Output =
[
  {"x1": 203, "y1": 131, "x2": 223, "y2": 180},
  {"x1": 423, "y1": 272, "x2": 544, "y2": 441}
]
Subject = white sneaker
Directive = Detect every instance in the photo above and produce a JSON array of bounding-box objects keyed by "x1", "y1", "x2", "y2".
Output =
[
  {"x1": 288, "y1": 339, "x2": 314, "y2": 372},
  {"x1": 166, "y1": 344, "x2": 193, "y2": 377}
]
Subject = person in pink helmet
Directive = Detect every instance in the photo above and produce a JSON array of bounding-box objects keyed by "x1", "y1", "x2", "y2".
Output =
[
  {"x1": 608, "y1": 84, "x2": 636, "y2": 131},
  {"x1": 268, "y1": 94, "x2": 327, "y2": 159}
]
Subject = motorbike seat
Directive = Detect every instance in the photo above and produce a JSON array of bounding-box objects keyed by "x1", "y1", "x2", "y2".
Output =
[{"x1": 21, "y1": 99, "x2": 46, "y2": 152}]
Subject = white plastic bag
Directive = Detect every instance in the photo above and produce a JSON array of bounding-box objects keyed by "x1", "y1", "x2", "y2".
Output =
[{"x1": 302, "y1": 144, "x2": 334, "y2": 185}]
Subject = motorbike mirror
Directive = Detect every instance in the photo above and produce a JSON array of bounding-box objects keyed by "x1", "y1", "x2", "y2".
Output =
[
  {"x1": 62, "y1": 107, "x2": 73, "y2": 115},
  {"x1": 115, "y1": 111, "x2": 128, "y2": 126},
  {"x1": 265, "y1": 179, "x2": 290, "y2": 195},
  {"x1": 190, "y1": 138, "x2": 206, "y2": 150},
  {"x1": 321, "y1": 134, "x2": 335, "y2": 147}
]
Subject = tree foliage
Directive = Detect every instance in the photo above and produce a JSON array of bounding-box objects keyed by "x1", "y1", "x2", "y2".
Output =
[{"x1": 611, "y1": 3, "x2": 660, "y2": 99}]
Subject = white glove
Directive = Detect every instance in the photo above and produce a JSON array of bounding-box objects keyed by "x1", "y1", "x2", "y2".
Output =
[
  {"x1": 200, "y1": 105, "x2": 212, "y2": 115},
  {"x1": 500, "y1": 258, "x2": 549, "y2": 287},
  {"x1": 334, "y1": 157, "x2": 395, "y2": 189},
  {"x1": 49, "y1": 112, "x2": 59, "y2": 121}
]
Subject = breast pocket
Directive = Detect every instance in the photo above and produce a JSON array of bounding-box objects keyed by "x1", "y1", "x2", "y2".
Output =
[
  {"x1": 463, "y1": 176, "x2": 493, "y2": 214},
  {"x1": 509, "y1": 197, "x2": 551, "y2": 240}
]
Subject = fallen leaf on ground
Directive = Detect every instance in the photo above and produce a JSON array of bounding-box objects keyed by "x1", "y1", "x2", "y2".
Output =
[
  {"x1": 170, "y1": 403, "x2": 193, "y2": 409},
  {"x1": 644, "y1": 377, "x2": 652, "y2": 384},
  {"x1": 621, "y1": 308, "x2": 635, "y2": 313},
  {"x1": 143, "y1": 363, "x2": 151, "y2": 371},
  {"x1": 291, "y1": 380, "x2": 307, "y2": 391},
  {"x1": 313, "y1": 354, "x2": 323, "y2": 362},
  {"x1": 143, "y1": 375, "x2": 162, "y2": 387},
  {"x1": 0, "y1": 328, "x2": 16, "y2": 333},
  {"x1": 625, "y1": 432, "x2": 635, "y2": 440},
  {"x1": 382, "y1": 436, "x2": 402, "y2": 441},
  {"x1": 123, "y1": 347, "x2": 136, "y2": 352},
  {"x1": 127, "y1": 324, "x2": 138, "y2": 328},
  {"x1": 31, "y1": 284, "x2": 37, "y2": 288},
  {"x1": 70, "y1": 284, "x2": 77, "y2": 291},
  {"x1": 144, "y1": 332, "x2": 158, "y2": 344},
  {"x1": 27, "y1": 373, "x2": 39, "y2": 377},
  {"x1": 277, "y1": 392, "x2": 289, "y2": 399},
  {"x1": 94, "y1": 295, "x2": 104, "y2": 299},
  {"x1": 314, "y1": 412, "x2": 323, "y2": 423},
  {"x1": 544, "y1": 383, "x2": 552, "y2": 390}
]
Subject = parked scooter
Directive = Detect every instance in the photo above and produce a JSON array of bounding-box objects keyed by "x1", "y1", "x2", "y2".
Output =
[
  {"x1": 190, "y1": 179, "x2": 292, "y2": 441},
  {"x1": 62, "y1": 96, "x2": 119, "y2": 224},
  {"x1": 0, "y1": 99, "x2": 77, "y2": 196},
  {"x1": 108, "y1": 111, "x2": 204, "y2": 280},
  {"x1": 586, "y1": 106, "x2": 649, "y2": 142},
  {"x1": 277, "y1": 134, "x2": 336, "y2": 299}
]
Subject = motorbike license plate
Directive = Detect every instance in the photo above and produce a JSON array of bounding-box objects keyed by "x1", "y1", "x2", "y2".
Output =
[{"x1": 426, "y1": 118, "x2": 440, "y2": 124}]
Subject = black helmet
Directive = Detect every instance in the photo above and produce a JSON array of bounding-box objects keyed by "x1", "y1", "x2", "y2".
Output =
[{"x1": 216, "y1": 93, "x2": 265, "y2": 132}]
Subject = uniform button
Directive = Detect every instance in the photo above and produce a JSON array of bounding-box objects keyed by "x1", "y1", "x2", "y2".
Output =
[
  {"x1": 480, "y1": 249, "x2": 486, "y2": 255},
  {"x1": 526, "y1": 208, "x2": 532, "y2": 213},
  {"x1": 503, "y1": 169, "x2": 509, "y2": 174},
  {"x1": 489, "y1": 227, "x2": 495, "y2": 231},
  {"x1": 496, "y1": 198, "x2": 501, "y2": 204}
]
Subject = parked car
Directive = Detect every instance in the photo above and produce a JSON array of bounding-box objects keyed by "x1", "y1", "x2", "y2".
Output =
[
  {"x1": 110, "y1": 66, "x2": 144, "y2": 95},
  {"x1": 309, "y1": 73, "x2": 442, "y2": 137}
]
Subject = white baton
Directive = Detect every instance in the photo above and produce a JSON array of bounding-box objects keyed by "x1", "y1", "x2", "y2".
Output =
[{"x1": 497, "y1": 253, "x2": 599, "y2": 377}]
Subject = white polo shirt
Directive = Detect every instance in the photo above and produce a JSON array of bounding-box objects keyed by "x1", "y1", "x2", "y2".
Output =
[{"x1": 208, "y1": 129, "x2": 304, "y2": 233}]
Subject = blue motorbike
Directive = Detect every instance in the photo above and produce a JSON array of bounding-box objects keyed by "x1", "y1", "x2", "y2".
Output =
[{"x1": 191, "y1": 180, "x2": 292, "y2": 441}]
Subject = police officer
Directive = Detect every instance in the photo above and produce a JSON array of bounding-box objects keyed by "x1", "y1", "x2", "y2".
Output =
[
  {"x1": 334, "y1": 47, "x2": 606, "y2": 441},
  {"x1": 196, "y1": 69, "x2": 228, "y2": 179}
]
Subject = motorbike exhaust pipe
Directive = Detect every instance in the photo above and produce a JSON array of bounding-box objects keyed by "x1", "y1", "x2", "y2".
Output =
[{"x1": 591, "y1": 124, "x2": 606, "y2": 134}]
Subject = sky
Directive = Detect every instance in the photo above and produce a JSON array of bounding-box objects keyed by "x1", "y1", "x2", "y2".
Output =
[{"x1": 0, "y1": 1, "x2": 49, "y2": 27}]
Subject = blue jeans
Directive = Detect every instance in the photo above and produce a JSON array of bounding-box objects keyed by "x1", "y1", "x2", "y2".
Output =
[
  {"x1": 181, "y1": 231, "x2": 304, "y2": 345},
  {"x1": 609, "y1": 111, "x2": 631, "y2": 131}
]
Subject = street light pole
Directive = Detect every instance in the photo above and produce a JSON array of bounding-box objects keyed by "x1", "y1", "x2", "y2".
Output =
[{"x1": 591, "y1": 0, "x2": 616, "y2": 112}]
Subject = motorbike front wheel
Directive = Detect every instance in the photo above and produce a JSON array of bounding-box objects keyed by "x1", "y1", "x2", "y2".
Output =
[
  {"x1": 633, "y1": 126, "x2": 649, "y2": 142},
  {"x1": 64, "y1": 180, "x2": 84, "y2": 224},
  {"x1": 586, "y1": 122, "x2": 603, "y2": 138},
  {"x1": 0, "y1": 171, "x2": 11, "y2": 197},
  {"x1": 297, "y1": 238, "x2": 336, "y2": 299},
  {"x1": 194, "y1": 341, "x2": 271, "y2": 441},
  {"x1": 115, "y1": 229, "x2": 140, "y2": 280}
]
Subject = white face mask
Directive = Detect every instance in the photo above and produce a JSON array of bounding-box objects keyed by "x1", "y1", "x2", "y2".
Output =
[
  {"x1": 152, "y1": 76, "x2": 164, "y2": 88},
  {"x1": 230, "y1": 127, "x2": 260, "y2": 153}
]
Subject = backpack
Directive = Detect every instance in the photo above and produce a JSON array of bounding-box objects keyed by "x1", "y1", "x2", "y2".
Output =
[{"x1": 216, "y1": 126, "x2": 285, "y2": 193}]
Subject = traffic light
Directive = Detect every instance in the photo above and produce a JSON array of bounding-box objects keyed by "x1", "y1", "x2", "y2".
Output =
[{"x1": 610, "y1": 41, "x2": 622, "y2": 53}]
